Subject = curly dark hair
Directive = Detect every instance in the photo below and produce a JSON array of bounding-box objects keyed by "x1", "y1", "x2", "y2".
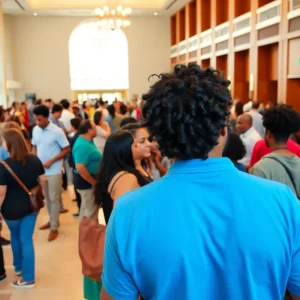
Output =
[
  {"x1": 222, "y1": 132, "x2": 246, "y2": 162},
  {"x1": 141, "y1": 64, "x2": 232, "y2": 160},
  {"x1": 263, "y1": 105, "x2": 300, "y2": 143}
]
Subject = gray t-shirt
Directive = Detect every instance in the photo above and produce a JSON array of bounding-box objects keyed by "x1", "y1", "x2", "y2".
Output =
[{"x1": 251, "y1": 153, "x2": 300, "y2": 198}]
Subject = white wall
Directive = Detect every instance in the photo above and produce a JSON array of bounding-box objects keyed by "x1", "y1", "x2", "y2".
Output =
[
  {"x1": 7, "y1": 15, "x2": 170, "y2": 101},
  {"x1": 4, "y1": 15, "x2": 16, "y2": 104}
]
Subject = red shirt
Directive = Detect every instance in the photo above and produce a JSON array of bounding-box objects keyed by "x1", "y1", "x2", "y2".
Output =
[
  {"x1": 250, "y1": 139, "x2": 300, "y2": 167},
  {"x1": 23, "y1": 109, "x2": 29, "y2": 132}
]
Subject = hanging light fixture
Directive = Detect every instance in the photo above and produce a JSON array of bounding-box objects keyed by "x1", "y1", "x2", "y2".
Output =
[{"x1": 95, "y1": 1, "x2": 132, "y2": 30}]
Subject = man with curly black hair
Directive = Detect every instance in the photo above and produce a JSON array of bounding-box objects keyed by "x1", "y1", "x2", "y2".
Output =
[
  {"x1": 101, "y1": 64, "x2": 300, "y2": 300},
  {"x1": 251, "y1": 105, "x2": 300, "y2": 199}
]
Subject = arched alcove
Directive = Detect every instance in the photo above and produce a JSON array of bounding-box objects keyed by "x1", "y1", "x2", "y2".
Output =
[{"x1": 69, "y1": 21, "x2": 129, "y2": 101}]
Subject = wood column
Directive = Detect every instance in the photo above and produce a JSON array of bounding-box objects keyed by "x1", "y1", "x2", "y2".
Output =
[
  {"x1": 249, "y1": 0, "x2": 259, "y2": 101},
  {"x1": 278, "y1": 0, "x2": 289, "y2": 103},
  {"x1": 210, "y1": 0, "x2": 217, "y2": 68}
]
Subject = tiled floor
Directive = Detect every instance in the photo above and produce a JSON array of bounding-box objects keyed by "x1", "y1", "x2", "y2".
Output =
[{"x1": 0, "y1": 186, "x2": 95, "y2": 300}]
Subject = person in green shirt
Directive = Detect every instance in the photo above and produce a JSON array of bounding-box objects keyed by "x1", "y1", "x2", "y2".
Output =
[
  {"x1": 73, "y1": 120, "x2": 102, "y2": 221},
  {"x1": 251, "y1": 105, "x2": 300, "y2": 199},
  {"x1": 72, "y1": 120, "x2": 102, "y2": 300}
]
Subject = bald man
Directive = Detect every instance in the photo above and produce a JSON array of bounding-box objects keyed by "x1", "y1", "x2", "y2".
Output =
[{"x1": 237, "y1": 114, "x2": 261, "y2": 166}]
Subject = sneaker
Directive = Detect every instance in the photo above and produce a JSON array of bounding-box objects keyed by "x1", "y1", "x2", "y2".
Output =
[
  {"x1": 72, "y1": 212, "x2": 80, "y2": 217},
  {"x1": 11, "y1": 280, "x2": 35, "y2": 289},
  {"x1": 0, "y1": 274, "x2": 7, "y2": 283},
  {"x1": 0, "y1": 237, "x2": 10, "y2": 246},
  {"x1": 15, "y1": 271, "x2": 22, "y2": 277}
]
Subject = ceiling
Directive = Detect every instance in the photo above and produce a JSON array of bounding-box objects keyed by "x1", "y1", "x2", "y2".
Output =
[{"x1": 1, "y1": 0, "x2": 189, "y2": 16}]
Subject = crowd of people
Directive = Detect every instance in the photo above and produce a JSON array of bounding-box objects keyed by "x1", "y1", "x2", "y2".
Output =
[{"x1": 0, "y1": 63, "x2": 300, "y2": 299}]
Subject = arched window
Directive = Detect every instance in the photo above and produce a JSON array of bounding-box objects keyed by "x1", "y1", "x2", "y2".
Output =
[{"x1": 69, "y1": 21, "x2": 129, "y2": 91}]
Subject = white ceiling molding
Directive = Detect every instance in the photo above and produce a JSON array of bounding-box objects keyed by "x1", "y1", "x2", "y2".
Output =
[{"x1": 2, "y1": 0, "x2": 189, "y2": 16}]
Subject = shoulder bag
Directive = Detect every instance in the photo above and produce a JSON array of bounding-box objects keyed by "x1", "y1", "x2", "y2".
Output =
[
  {"x1": 79, "y1": 216, "x2": 106, "y2": 282},
  {"x1": 1, "y1": 161, "x2": 44, "y2": 212},
  {"x1": 78, "y1": 172, "x2": 128, "y2": 282}
]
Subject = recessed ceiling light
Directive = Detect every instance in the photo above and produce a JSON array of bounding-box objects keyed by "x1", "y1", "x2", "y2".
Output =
[
  {"x1": 154, "y1": 12, "x2": 158, "y2": 16},
  {"x1": 33, "y1": 13, "x2": 38, "y2": 16}
]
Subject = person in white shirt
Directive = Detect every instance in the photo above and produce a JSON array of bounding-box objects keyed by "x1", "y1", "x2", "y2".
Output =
[
  {"x1": 243, "y1": 100, "x2": 252, "y2": 113},
  {"x1": 59, "y1": 99, "x2": 75, "y2": 133},
  {"x1": 97, "y1": 100, "x2": 109, "y2": 118},
  {"x1": 248, "y1": 101, "x2": 265, "y2": 138},
  {"x1": 93, "y1": 111, "x2": 111, "y2": 153},
  {"x1": 237, "y1": 114, "x2": 261, "y2": 166}
]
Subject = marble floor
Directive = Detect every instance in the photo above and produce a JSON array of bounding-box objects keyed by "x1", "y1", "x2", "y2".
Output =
[{"x1": 0, "y1": 186, "x2": 99, "y2": 300}]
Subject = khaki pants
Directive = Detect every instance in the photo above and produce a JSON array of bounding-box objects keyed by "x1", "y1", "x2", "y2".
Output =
[
  {"x1": 77, "y1": 189, "x2": 98, "y2": 222},
  {"x1": 43, "y1": 175, "x2": 62, "y2": 230}
]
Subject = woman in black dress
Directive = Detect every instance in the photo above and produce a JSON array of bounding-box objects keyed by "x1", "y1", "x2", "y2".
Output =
[{"x1": 95, "y1": 127, "x2": 152, "y2": 224}]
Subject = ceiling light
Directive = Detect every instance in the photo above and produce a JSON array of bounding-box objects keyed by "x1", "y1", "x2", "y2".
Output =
[
  {"x1": 95, "y1": 5, "x2": 132, "y2": 30},
  {"x1": 154, "y1": 12, "x2": 158, "y2": 16},
  {"x1": 33, "y1": 13, "x2": 38, "y2": 16}
]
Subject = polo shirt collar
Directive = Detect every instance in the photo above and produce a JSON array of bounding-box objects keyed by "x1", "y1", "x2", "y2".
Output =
[
  {"x1": 168, "y1": 157, "x2": 236, "y2": 175},
  {"x1": 41, "y1": 121, "x2": 54, "y2": 131}
]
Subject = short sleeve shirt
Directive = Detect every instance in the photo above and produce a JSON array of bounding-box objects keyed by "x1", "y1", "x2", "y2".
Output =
[
  {"x1": 32, "y1": 122, "x2": 69, "y2": 176},
  {"x1": 0, "y1": 154, "x2": 45, "y2": 220},
  {"x1": 73, "y1": 136, "x2": 102, "y2": 175},
  {"x1": 250, "y1": 139, "x2": 300, "y2": 167},
  {"x1": 102, "y1": 158, "x2": 300, "y2": 299}
]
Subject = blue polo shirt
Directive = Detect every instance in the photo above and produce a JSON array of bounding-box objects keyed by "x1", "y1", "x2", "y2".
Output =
[
  {"x1": 32, "y1": 122, "x2": 69, "y2": 176},
  {"x1": 102, "y1": 158, "x2": 300, "y2": 300}
]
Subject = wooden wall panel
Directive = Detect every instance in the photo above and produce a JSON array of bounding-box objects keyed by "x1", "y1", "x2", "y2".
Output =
[
  {"x1": 270, "y1": 43, "x2": 279, "y2": 81},
  {"x1": 289, "y1": 17, "x2": 300, "y2": 33},
  {"x1": 216, "y1": 55, "x2": 228, "y2": 78},
  {"x1": 288, "y1": 38, "x2": 300, "y2": 77},
  {"x1": 234, "y1": 50, "x2": 249, "y2": 102},
  {"x1": 234, "y1": 0, "x2": 250, "y2": 18},
  {"x1": 257, "y1": 25, "x2": 279, "y2": 40},
  {"x1": 201, "y1": 46, "x2": 211, "y2": 55},
  {"x1": 258, "y1": 0, "x2": 273, "y2": 7},
  {"x1": 216, "y1": 0, "x2": 229, "y2": 26},
  {"x1": 257, "y1": 44, "x2": 278, "y2": 102},
  {"x1": 179, "y1": 8, "x2": 186, "y2": 42},
  {"x1": 170, "y1": 0, "x2": 300, "y2": 111},
  {"x1": 188, "y1": 0, "x2": 197, "y2": 37},
  {"x1": 201, "y1": 58, "x2": 211, "y2": 69},
  {"x1": 171, "y1": 15, "x2": 176, "y2": 45},
  {"x1": 201, "y1": 0, "x2": 211, "y2": 31},
  {"x1": 189, "y1": 50, "x2": 198, "y2": 60},
  {"x1": 234, "y1": 34, "x2": 250, "y2": 47},
  {"x1": 216, "y1": 41, "x2": 228, "y2": 52},
  {"x1": 287, "y1": 80, "x2": 300, "y2": 111}
]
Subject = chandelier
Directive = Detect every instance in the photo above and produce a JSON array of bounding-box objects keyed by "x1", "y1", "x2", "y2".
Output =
[{"x1": 95, "y1": 5, "x2": 132, "y2": 30}]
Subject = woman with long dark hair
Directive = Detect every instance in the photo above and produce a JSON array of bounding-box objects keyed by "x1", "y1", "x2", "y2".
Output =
[
  {"x1": 84, "y1": 128, "x2": 151, "y2": 300},
  {"x1": 0, "y1": 128, "x2": 46, "y2": 288},
  {"x1": 95, "y1": 126, "x2": 152, "y2": 224}
]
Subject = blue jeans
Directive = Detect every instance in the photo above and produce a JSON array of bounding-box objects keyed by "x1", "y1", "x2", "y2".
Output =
[{"x1": 5, "y1": 213, "x2": 38, "y2": 282}]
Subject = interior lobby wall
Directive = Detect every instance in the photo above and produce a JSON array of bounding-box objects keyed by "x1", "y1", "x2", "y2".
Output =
[
  {"x1": 7, "y1": 15, "x2": 170, "y2": 101},
  {"x1": 4, "y1": 15, "x2": 16, "y2": 104}
]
